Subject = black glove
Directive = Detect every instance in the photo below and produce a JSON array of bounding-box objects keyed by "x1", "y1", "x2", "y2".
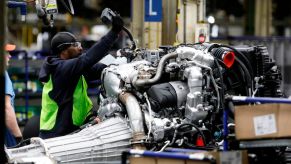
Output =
[
  {"x1": 15, "y1": 136, "x2": 23, "y2": 145},
  {"x1": 111, "y1": 15, "x2": 124, "y2": 33}
]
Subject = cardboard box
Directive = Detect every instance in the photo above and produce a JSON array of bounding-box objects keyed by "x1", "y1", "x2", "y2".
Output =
[{"x1": 235, "y1": 104, "x2": 291, "y2": 140}]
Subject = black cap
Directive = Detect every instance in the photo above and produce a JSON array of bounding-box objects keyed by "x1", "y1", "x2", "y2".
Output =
[{"x1": 51, "y1": 32, "x2": 77, "y2": 55}]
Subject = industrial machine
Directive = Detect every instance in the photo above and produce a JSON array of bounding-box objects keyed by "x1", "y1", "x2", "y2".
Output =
[{"x1": 5, "y1": 8, "x2": 283, "y2": 163}]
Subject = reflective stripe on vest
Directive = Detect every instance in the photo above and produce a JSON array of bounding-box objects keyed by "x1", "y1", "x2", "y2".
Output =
[{"x1": 40, "y1": 76, "x2": 93, "y2": 130}]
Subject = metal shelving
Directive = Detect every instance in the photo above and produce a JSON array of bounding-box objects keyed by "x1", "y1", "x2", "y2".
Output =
[{"x1": 8, "y1": 50, "x2": 47, "y2": 122}]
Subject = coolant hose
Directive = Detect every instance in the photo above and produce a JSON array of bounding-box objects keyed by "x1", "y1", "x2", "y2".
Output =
[
  {"x1": 235, "y1": 57, "x2": 253, "y2": 96},
  {"x1": 220, "y1": 44, "x2": 254, "y2": 78},
  {"x1": 133, "y1": 52, "x2": 178, "y2": 87}
]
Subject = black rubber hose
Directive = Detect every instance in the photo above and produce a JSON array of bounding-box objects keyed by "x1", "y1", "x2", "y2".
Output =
[
  {"x1": 170, "y1": 123, "x2": 207, "y2": 146},
  {"x1": 214, "y1": 59, "x2": 225, "y2": 113},
  {"x1": 234, "y1": 56, "x2": 253, "y2": 96},
  {"x1": 203, "y1": 43, "x2": 220, "y2": 52},
  {"x1": 238, "y1": 66, "x2": 250, "y2": 95},
  {"x1": 230, "y1": 62, "x2": 249, "y2": 95},
  {"x1": 220, "y1": 44, "x2": 254, "y2": 78},
  {"x1": 122, "y1": 26, "x2": 136, "y2": 50},
  {"x1": 216, "y1": 55, "x2": 248, "y2": 97},
  {"x1": 215, "y1": 55, "x2": 250, "y2": 97}
]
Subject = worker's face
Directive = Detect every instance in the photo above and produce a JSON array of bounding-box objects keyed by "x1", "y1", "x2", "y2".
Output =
[{"x1": 66, "y1": 42, "x2": 83, "y2": 59}]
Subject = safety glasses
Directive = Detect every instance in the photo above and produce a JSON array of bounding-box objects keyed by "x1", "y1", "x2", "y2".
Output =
[{"x1": 57, "y1": 42, "x2": 81, "y2": 48}]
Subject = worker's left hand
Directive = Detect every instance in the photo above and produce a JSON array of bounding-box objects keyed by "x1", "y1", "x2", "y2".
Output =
[
  {"x1": 112, "y1": 15, "x2": 124, "y2": 33},
  {"x1": 94, "y1": 117, "x2": 101, "y2": 124},
  {"x1": 15, "y1": 136, "x2": 23, "y2": 145}
]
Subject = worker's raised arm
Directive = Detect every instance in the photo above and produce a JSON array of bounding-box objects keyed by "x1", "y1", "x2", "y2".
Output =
[{"x1": 62, "y1": 15, "x2": 124, "y2": 76}]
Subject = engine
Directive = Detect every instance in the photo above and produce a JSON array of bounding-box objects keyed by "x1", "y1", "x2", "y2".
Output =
[
  {"x1": 6, "y1": 43, "x2": 283, "y2": 163},
  {"x1": 98, "y1": 43, "x2": 282, "y2": 149}
]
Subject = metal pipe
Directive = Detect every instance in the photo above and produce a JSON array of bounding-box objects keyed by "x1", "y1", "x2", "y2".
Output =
[
  {"x1": 122, "y1": 149, "x2": 216, "y2": 164},
  {"x1": 187, "y1": 61, "x2": 221, "y2": 112},
  {"x1": 133, "y1": 52, "x2": 178, "y2": 87},
  {"x1": 165, "y1": 148, "x2": 207, "y2": 153},
  {"x1": 230, "y1": 96, "x2": 291, "y2": 104},
  {"x1": 119, "y1": 92, "x2": 145, "y2": 141},
  {"x1": 144, "y1": 93, "x2": 152, "y2": 141}
]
